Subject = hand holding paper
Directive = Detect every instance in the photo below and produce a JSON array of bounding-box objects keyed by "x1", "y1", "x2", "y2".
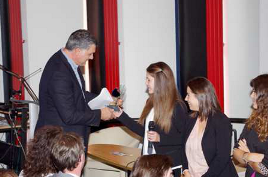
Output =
[{"x1": 88, "y1": 88, "x2": 118, "y2": 121}]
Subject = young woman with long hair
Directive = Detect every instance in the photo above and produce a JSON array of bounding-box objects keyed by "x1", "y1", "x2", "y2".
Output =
[
  {"x1": 114, "y1": 61, "x2": 187, "y2": 176},
  {"x1": 233, "y1": 74, "x2": 268, "y2": 177}
]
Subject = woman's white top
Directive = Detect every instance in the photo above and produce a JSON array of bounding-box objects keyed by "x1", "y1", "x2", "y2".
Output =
[
  {"x1": 185, "y1": 118, "x2": 209, "y2": 177},
  {"x1": 143, "y1": 108, "x2": 156, "y2": 155}
]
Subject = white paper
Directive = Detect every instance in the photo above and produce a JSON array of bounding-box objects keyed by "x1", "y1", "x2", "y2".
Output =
[{"x1": 88, "y1": 88, "x2": 113, "y2": 110}]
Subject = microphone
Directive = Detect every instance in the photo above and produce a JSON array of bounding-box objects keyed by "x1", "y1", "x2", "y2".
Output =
[{"x1": 148, "y1": 121, "x2": 155, "y2": 154}]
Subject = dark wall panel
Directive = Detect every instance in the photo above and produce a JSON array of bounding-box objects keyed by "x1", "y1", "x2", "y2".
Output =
[
  {"x1": 87, "y1": 0, "x2": 106, "y2": 94},
  {"x1": 178, "y1": 0, "x2": 207, "y2": 98},
  {"x1": 0, "y1": 0, "x2": 12, "y2": 102}
]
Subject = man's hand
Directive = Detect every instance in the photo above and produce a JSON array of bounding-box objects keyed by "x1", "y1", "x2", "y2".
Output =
[
  {"x1": 101, "y1": 107, "x2": 114, "y2": 121},
  {"x1": 113, "y1": 108, "x2": 123, "y2": 118}
]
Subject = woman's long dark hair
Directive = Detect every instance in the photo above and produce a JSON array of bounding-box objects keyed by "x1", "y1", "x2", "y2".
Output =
[
  {"x1": 23, "y1": 126, "x2": 63, "y2": 177},
  {"x1": 139, "y1": 62, "x2": 185, "y2": 133},
  {"x1": 246, "y1": 74, "x2": 268, "y2": 142},
  {"x1": 186, "y1": 77, "x2": 221, "y2": 121}
]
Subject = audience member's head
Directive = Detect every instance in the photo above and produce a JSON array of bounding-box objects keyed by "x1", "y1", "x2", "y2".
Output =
[
  {"x1": 51, "y1": 132, "x2": 85, "y2": 176},
  {"x1": 185, "y1": 77, "x2": 221, "y2": 121},
  {"x1": 130, "y1": 154, "x2": 173, "y2": 177},
  {"x1": 246, "y1": 73, "x2": 268, "y2": 142},
  {"x1": 0, "y1": 169, "x2": 18, "y2": 177},
  {"x1": 22, "y1": 126, "x2": 63, "y2": 177}
]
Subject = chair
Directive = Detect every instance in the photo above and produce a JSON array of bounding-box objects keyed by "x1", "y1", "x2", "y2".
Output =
[{"x1": 83, "y1": 126, "x2": 141, "y2": 177}]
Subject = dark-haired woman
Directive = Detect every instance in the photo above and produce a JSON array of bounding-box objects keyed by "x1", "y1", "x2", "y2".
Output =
[
  {"x1": 114, "y1": 62, "x2": 188, "y2": 176},
  {"x1": 130, "y1": 154, "x2": 173, "y2": 177},
  {"x1": 182, "y1": 77, "x2": 238, "y2": 177},
  {"x1": 233, "y1": 74, "x2": 268, "y2": 177},
  {"x1": 19, "y1": 126, "x2": 63, "y2": 177}
]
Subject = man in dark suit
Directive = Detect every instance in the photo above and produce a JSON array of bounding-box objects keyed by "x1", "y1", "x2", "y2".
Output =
[{"x1": 35, "y1": 29, "x2": 114, "y2": 147}]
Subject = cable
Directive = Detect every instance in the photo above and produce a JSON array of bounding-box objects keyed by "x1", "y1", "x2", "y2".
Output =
[
  {"x1": 7, "y1": 111, "x2": 26, "y2": 157},
  {"x1": 125, "y1": 160, "x2": 136, "y2": 177}
]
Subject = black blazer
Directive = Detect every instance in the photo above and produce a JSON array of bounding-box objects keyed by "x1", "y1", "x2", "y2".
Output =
[
  {"x1": 234, "y1": 126, "x2": 268, "y2": 177},
  {"x1": 117, "y1": 102, "x2": 187, "y2": 167},
  {"x1": 182, "y1": 111, "x2": 238, "y2": 177},
  {"x1": 35, "y1": 50, "x2": 101, "y2": 147}
]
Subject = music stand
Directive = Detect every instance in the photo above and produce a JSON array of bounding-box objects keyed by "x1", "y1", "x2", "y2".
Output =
[{"x1": 0, "y1": 64, "x2": 39, "y2": 103}]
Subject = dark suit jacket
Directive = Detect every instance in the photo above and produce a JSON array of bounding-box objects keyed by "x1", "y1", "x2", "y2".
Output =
[
  {"x1": 35, "y1": 50, "x2": 101, "y2": 147},
  {"x1": 117, "y1": 102, "x2": 187, "y2": 167},
  {"x1": 182, "y1": 111, "x2": 238, "y2": 177}
]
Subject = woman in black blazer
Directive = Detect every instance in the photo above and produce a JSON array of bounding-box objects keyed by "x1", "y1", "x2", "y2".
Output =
[
  {"x1": 114, "y1": 62, "x2": 187, "y2": 177},
  {"x1": 182, "y1": 77, "x2": 238, "y2": 177},
  {"x1": 233, "y1": 74, "x2": 268, "y2": 177}
]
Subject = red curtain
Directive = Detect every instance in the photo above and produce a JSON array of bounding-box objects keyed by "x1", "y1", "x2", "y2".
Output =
[
  {"x1": 103, "y1": 0, "x2": 120, "y2": 92},
  {"x1": 8, "y1": 0, "x2": 24, "y2": 100},
  {"x1": 206, "y1": 0, "x2": 224, "y2": 110}
]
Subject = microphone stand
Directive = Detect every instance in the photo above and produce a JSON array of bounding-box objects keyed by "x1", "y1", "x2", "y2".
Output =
[{"x1": 0, "y1": 64, "x2": 39, "y2": 103}]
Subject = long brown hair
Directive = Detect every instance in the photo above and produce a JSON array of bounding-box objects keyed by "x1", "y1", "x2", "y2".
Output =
[
  {"x1": 246, "y1": 74, "x2": 268, "y2": 142},
  {"x1": 186, "y1": 77, "x2": 221, "y2": 121},
  {"x1": 0, "y1": 169, "x2": 18, "y2": 177},
  {"x1": 23, "y1": 126, "x2": 63, "y2": 177},
  {"x1": 139, "y1": 62, "x2": 185, "y2": 133},
  {"x1": 130, "y1": 154, "x2": 173, "y2": 177}
]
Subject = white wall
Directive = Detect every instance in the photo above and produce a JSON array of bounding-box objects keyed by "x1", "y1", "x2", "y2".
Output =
[
  {"x1": 223, "y1": 0, "x2": 260, "y2": 137},
  {"x1": 117, "y1": 0, "x2": 176, "y2": 117},
  {"x1": 259, "y1": 0, "x2": 268, "y2": 74},
  {"x1": 20, "y1": 0, "x2": 85, "y2": 101},
  {"x1": 224, "y1": 0, "x2": 268, "y2": 138}
]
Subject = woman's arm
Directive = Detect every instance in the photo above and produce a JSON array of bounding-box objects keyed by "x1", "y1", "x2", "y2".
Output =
[
  {"x1": 233, "y1": 148, "x2": 248, "y2": 166},
  {"x1": 233, "y1": 139, "x2": 264, "y2": 164},
  {"x1": 234, "y1": 150, "x2": 265, "y2": 175},
  {"x1": 116, "y1": 111, "x2": 144, "y2": 137},
  {"x1": 248, "y1": 162, "x2": 262, "y2": 174},
  {"x1": 233, "y1": 139, "x2": 266, "y2": 175},
  {"x1": 246, "y1": 152, "x2": 265, "y2": 163}
]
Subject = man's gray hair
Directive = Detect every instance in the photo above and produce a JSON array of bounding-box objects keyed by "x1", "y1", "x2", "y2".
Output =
[{"x1": 65, "y1": 29, "x2": 97, "y2": 50}]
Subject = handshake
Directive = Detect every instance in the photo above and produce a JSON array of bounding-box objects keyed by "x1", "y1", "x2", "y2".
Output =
[{"x1": 100, "y1": 99, "x2": 123, "y2": 121}]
